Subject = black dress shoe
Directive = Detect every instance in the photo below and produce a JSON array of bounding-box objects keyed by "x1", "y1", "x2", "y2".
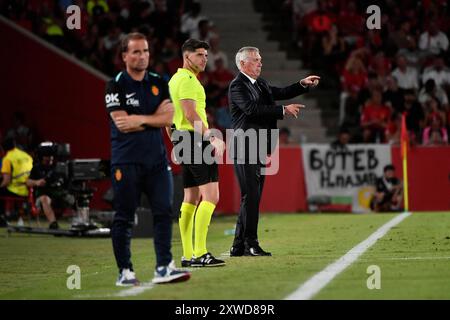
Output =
[
  {"x1": 244, "y1": 245, "x2": 272, "y2": 256},
  {"x1": 230, "y1": 246, "x2": 245, "y2": 257}
]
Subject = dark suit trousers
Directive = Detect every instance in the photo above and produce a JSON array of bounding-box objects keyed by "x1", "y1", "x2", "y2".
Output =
[{"x1": 233, "y1": 162, "x2": 266, "y2": 248}]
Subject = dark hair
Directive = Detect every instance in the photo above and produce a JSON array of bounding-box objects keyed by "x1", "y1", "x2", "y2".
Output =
[
  {"x1": 424, "y1": 79, "x2": 436, "y2": 92},
  {"x1": 384, "y1": 164, "x2": 395, "y2": 172},
  {"x1": 121, "y1": 32, "x2": 147, "y2": 53},
  {"x1": 339, "y1": 126, "x2": 350, "y2": 135},
  {"x1": 181, "y1": 38, "x2": 210, "y2": 54},
  {"x1": 2, "y1": 138, "x2": 16, "y2": 151},
  {"x1": 198, "y1": 19, "x2": 210, "y2": 29},
  {"x1": 403, "y1": 89, "x2": 415, "y2": 96}
]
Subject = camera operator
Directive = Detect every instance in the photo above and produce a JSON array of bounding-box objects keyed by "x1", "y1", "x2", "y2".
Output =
[
  {"x1": 25, "y1": 143, "x2": 72, "y2": 229},
  {"x1": 371, "y1": 164, "x2": 404, "y2": 212}
]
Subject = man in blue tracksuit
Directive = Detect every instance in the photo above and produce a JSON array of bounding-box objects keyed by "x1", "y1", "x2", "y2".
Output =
[{"x1": 105, "y1": 32, "x2": 190, "y2": 286}]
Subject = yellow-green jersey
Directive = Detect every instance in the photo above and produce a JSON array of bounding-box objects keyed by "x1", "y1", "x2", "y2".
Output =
[
  {"x1": 1, "y1": 147, "x2": 33, "y2": 196},
  {"x1": 168, "y1": 68, "x2": 208, "y2": 131}
]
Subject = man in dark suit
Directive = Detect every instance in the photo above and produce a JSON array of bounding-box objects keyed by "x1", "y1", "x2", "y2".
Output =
[{"x1": 228, "y1": 46, "x2": 320, "y2": 257}]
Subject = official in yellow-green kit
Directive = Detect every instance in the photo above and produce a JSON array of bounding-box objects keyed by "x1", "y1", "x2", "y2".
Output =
[{"x1": 169, "y1": 39, "x2": 226, "y2": 268}]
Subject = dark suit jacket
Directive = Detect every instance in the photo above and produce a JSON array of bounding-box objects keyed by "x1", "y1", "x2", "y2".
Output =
[{"x1": 228, "y1": 72, "x2": 308, "y2": 161}]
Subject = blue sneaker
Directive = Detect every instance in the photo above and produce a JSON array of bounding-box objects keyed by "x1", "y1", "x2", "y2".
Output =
[
  {"x1": 152, "y1": 261, "x2": 191, "y2": 284},
  {"x1": 115, "y1": 268, "x2": 139, "y2": 287}
]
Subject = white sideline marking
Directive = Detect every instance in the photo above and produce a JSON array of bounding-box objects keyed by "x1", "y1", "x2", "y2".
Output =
[
  {"x1": 285, "y1": 212, "x2": 411, "y2": 300},
  {"x1": 76, "y1": 252, "x2": 230, "y2": 298},
  {"x1": 291, "y1": 255, "x2": 450, "y2": 262},
  {"x1": 114, "y1": 282, "x2": 155, "y2": 297},
  {"x1": 383, "y1": 256, "x2": 450, "y2": 261},
  {"x1": 74, "y1": 283, "x2": 155, "y2": 299}
]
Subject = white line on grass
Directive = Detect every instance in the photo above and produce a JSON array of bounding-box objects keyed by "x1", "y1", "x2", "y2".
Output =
[
  {"x1": 113, "y1": 251, "x2": 230, "y2": 298},
  {"x1": 114, "y1": 282, "x2": 155, "y2": 297},
  {"x1": 75, "y1": 251, "x2": 231, "y2": 299},
  {"x1": 382, "y1": 256, "x2": 450, "y2": 261},
  {"x1": 285, "y1": 212, "x2": 411, "y2": 300}
]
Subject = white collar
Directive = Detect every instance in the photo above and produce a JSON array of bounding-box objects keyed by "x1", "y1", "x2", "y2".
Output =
[{"x1": 241, "y1": 71, "x2": 257, "y2": 84}]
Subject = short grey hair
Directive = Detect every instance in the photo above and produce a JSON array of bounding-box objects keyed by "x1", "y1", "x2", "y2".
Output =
[{"x1": 235, "y1": 46, "x2": 259, "y2": 71}]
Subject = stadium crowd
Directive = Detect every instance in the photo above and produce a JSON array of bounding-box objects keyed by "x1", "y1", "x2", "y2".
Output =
[
  {"x1": 1, "y1": 1, "x2": 450, "y2": 222},
  {"x1": 0, "y1": 0, "x2": 234, "y2": 133},
  {"x1": 2, "y1": 0, "x2": 450, "y2": 146},
  {"x1": 285, "y1": 0, "x2": 450, "y2": 145}
]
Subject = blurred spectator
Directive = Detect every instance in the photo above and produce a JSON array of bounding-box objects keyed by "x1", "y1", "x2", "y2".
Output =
[
  {"x1": 396, "y1": 35, "x2": 422, "y2": 68},
  {"x1": 128, "y1": 0, "x2": 154, "y2": 29},
  {"x1": 192, "y1": 18, "x2": 215, "y2": 43},
  {"x1": 148, "y1": 0, "x2": 176, "y2": 43},
  {"x1": 385, "y1": 112, "x2": 402, "y2": 145},
  {"x1": 152, "y1": 60, "x2": 171, "y2": 82},
  {"x1": 297, "y1": 0, "x2": 336, "y2": 64},
  {"x1": 292, "y1": 0, "x2": 318, "y2": 22},
  {"x1": 360, "y1": 89, "x2": 392, "y2": 143},
  {"x1": 391, "y1": 54, "x2": 419, "y2": 91},
  {"x1": 369, "y1": 50, "x2": 392, "y2": 83},
  {"x1": 208, "y1": 57, "x2": 234, "y2": 107},
  {"x1": 341, "y1": 85, "x2": 361, "y2": 139},
  {"x1": 40, "y1": 3, "x2": 65, "y2": 48},
  {"x1": 383, "y1": 76, "x2": 404, "y2": 112},
  {"x1": 81, "y1": 23, "x2": 102, "y2": 67},
  {"x1": 303, "y1": 0, "x2": 335, "y2": 34},
  {"x1": 418, "y1": 22, "x2": 449, "y2": 56},
  {"x1": 371, "y1": 164, "x2": 403, "y2": 212},
  {"x1": 180, "y1": 1, "x2": 206, "y2": 38},
  {"x1": 341, "y1": 51, "x2": 368, "y2": 93},
  {"x1": 357, "y1": 72, "x2": 382, "y2": 112},
  {"x1": 422, "y1": 56, "x2": 450, "y2": 91},
  {"x1": 206, "y1": 36, "x2": 228, "y2": 72},
  {"x1": 337, "y1": 1, "x2": 363, "y2": 40},
  {"x1": 422, "y1": 115, "x2": 448, "y2": 146},
  {"x1": 87, "y1": 0, "x2": 109, "y2": 16},
  {"x1": 279, "y1": 127, "x2": 294, "y2": 146},
  {"x1": 0, "y1": 138, "x2": 33, "y2": 217},
  {"x1": 316, "y1": 24, "x2": 346, "y2": 73},
  {"x1": 160, "y1": 37, "x2": 182, "y2": 74},
  {"x1": 160, "y1": 37, "x2": 179, "y2": 63},
  {"x1": 5, "y1": 112, "x2": 35, "y2": 153},
  {"x1": 402, "y1": 89, "x2": 425, "y2": 143},
  {"x1": 388, "y1": 19, "x2": 413, "y2": 51},
  {"x1": 423, "y1": 97, "x2": 447, "y2": 128},
  {"x1": 330, "y1": 127, "x2": 351, "y2": 150},
  {"x1": 418, "y1": 79, "x2": 448, "y2": 107},
  {"x1": 99, "y1": 24, "x2": 125, "y2": 74}
]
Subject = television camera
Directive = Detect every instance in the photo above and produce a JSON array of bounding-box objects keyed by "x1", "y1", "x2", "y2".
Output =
[{"x1": 9, "y1": 142, "x2": 111, "y2": 237}]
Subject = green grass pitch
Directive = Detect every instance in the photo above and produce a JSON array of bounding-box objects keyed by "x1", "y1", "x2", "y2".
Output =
[{"x1": 1, "y1": 212, "x2": 450, "y2": 299}]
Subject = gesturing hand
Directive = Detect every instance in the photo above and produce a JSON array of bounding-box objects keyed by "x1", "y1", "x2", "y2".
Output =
[
  {"x1": 300, "y1": 75, "x2": 321, "y2": 87},
  {"x1": 284, "y1": 104, "x2": 305, "y2": 118}
]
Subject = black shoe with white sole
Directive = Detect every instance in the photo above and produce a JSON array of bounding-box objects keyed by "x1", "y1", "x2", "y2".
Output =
[
  {"x1": 181, "y1": 257, "x2": 191, "y2": 267},
  {"x1": 230, "y1": 246, "x2": 245, "y2": 257},
  {"x1": 244, "y1": 245, "x2": 272, "y2": 256},
  {"x1": 190, "y1": 252, "x2": 226, "y2": 267}
]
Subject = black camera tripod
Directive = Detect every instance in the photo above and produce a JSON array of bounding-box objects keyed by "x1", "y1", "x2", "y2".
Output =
[{"x1": 7, "y1": 181, "x2": 110, "y2": 238}]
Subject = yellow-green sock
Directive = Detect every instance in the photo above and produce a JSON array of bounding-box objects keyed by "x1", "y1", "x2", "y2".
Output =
[
  {"x1": 179, "y1": 202, "x2": 197, "y2": 259},
  {"x1": 194, "y1": 201, "x2": 216, "y2": 257}
]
